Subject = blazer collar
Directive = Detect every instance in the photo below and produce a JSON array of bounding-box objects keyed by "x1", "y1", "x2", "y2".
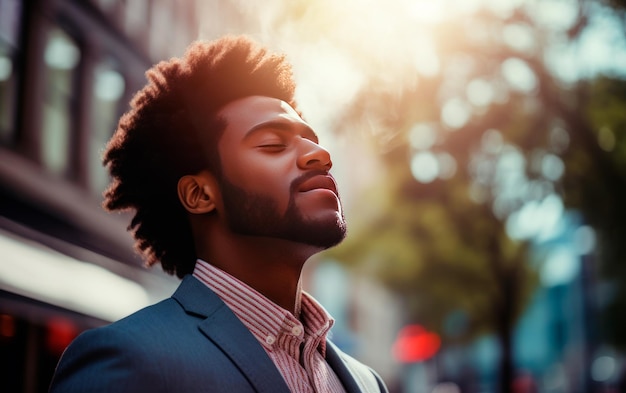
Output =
[
  {"x1": 172, "y1": 276, "x2": 291, "y2": 393},
  {"x1": 172, "y1": 275, "x2": 365, "y2": 393},
  {"x1": 325, "y1": 341, "x2": 364, "y2": 393}
]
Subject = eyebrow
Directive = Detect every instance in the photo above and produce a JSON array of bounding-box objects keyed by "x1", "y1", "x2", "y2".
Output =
[{"x1": 244, "y1": 120, "x2": 319, "y2": 143}]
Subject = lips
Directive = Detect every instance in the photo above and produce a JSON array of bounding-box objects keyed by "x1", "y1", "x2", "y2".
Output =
[{"x1": 298, "y1": 175, "x2": 338, "y2": 196}]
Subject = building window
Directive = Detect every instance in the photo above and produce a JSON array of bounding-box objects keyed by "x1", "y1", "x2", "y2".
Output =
[
  {"x1": 88, "y1": 61, "x2": 125, "y2": 194},
  {"x1": 41, "y1": 27, "x2": 81, "y2": 177},
  {"x1": 0, "y1": 0, "x2": 22, "y2": 145}
]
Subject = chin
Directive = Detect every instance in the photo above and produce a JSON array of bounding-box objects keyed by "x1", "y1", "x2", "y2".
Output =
[{"x1": 298, "y1": 218, "x2": 347, "y2": 250}]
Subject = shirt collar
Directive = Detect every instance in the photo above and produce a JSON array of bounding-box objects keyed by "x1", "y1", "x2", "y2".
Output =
[{"x1": 192, "y1": 259, "x2": 334, "y2": 355}]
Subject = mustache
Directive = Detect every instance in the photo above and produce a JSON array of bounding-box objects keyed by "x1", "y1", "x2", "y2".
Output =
[{"x1": 290, "y1": 170, "x2": 335, "y2": 194}]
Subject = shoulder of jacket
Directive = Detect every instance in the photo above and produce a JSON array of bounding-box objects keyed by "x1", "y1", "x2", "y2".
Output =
[{"x1": 329, "y1": 342, "x2": 388, "y2": 393}]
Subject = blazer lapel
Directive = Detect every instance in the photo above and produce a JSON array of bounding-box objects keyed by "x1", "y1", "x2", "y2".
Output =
[
  {"x1": 325, "y1": 341, "x2": 363, "y2": 393},
  {"x1": 172, "y1": 276, "x2": 290, "y2": 393}
]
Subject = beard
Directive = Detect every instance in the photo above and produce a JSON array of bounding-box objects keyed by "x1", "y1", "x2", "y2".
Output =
[{"x1": 217, "y1": 175, "x2": 347, "y2": 249}]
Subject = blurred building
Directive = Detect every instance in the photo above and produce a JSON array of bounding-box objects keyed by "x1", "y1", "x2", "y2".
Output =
[
  {"x1": 0, "y1": 2, "x2": 403, "y2": 393},
  {"x1": 0, "y1": 0, "x2": 197, "y2": 391}
]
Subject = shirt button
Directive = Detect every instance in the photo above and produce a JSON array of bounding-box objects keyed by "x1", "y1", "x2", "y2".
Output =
[
  {"x1": 266, "y1": 335, "x2": 276, "y2": 345},
  {"x1": 291, "y1": 326, "x2": 302, "y2": 336}
]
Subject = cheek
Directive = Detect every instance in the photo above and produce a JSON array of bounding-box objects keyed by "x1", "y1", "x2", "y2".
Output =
[
  {"x1": 223, "y1": 161, "x2": 294, "y2": 207},
  {"x1": 229, "y1": 154, "x2": 293, "y2": 188}
]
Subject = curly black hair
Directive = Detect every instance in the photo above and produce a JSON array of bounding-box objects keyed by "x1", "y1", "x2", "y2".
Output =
[{"x1": 103, "y1": 35, "x2": 298, "y2": 278}]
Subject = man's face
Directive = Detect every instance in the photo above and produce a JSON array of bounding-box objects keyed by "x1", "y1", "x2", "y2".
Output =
[{"x1": 214, "y1": 95, "x2": 346, "y2": 249}]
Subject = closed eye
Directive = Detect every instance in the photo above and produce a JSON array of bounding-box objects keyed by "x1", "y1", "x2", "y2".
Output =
[{"x1": 257, "y1": 144, "x2": 287, "y2": 152}]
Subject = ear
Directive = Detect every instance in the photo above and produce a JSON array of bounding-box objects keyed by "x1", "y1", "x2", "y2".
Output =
[{"x1": 177, "y1": 170, "x2": 219, "y2": 214}]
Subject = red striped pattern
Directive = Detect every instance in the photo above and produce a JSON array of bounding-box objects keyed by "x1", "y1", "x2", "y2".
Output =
[{"x1": 193, "y1": 259, "x2": 347, "y2": 392}]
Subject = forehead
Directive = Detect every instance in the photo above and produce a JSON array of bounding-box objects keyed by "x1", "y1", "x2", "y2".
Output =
[{"x1": 216, "y1": 96, "x2": 304, "y2": 140}]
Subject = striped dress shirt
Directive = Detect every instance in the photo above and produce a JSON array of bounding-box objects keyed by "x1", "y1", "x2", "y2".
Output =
[{"x1": 193, "y1": 259, "x2": 347, "y2": 393}]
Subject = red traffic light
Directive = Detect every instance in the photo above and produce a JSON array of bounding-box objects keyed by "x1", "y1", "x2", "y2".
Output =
[{"x1": 393, "y1": 324, "x2": 441, "y2": 363}]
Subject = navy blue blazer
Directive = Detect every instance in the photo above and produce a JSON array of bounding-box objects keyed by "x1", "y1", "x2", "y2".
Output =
[{"x1": 50, "y1": 275, "x2": 387, "y2": 392}]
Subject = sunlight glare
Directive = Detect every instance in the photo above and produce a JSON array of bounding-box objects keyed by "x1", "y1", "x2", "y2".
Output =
[
  {"x1": 501, "y1": 58, "x2": 538, "y2": 93},
  {"x1": 411, "y1": 151, "x2": 439, "y2": 183},
  {"x1": 527, "y1": 0, "x2": 579, "y2": 31},
  {"x1": 448, "y1": 0, "x2": 483, "y2": 15},
  {"x1": 506, "y1": 194, "x2": 564, "y2": 241},
  {"x1": 466, "y1": 78, "x2": 495, "y2": 107},
  {"x1": 544, "y1": 42, "x2": 580, "y2": 83},
  {"x1": 406, "y1": 0, "x2": 445, "y2": 24},
  {"x1": 409, "y1": 123, "x2": 437, "y2": 150},
  {"x1": 484, "y1": 0, "x2": 524, "y2": 18},
  {"x1": 292, "y1": 42, "x2": 366, "y2": 133},
  {"x1": 576, "y1": 11, "x2": 626, "y2": 78},
  {"x1": 441, "y1": 97, "x2": 471, "y2": 129},
  {"x1": 502, "y1": 23, "x2": 536, "y2": 54},
  {"x1": 413, "y1": 36, "x2": 440, "y2": 77}
]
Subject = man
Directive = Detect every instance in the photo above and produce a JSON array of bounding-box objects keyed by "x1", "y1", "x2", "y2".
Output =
[{"x1": 49, "y1": 35, "x2": 387, "y2": 393}]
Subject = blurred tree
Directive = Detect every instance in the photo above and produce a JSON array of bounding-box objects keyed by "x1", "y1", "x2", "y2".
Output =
[
  {"x1": 332, "y1": 156, "x2": 537, "y2": 392},
  {"x1": 567, "y1": 76, "x2": 626, "y2": 349},
  {"x1": 198, "y1": 0, "x2": 626, "y2": 390},
  {"x1": 328, "y1": 1, "x2": 626, "y2": 392}
]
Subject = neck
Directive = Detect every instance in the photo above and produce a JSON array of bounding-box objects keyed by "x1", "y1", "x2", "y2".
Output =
[{"x1": 196, "y1": 228, "x2": 322, "y2": 313}]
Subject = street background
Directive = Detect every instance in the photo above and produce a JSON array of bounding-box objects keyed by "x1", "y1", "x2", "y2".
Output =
[{"x1": 1, "y1": 0, "x2": 626, "y2": 392}]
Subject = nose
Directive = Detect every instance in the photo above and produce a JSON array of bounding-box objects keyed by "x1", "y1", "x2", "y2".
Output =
[{"x1": 297, "y1": 139, "x2": 332, "y2": 171}]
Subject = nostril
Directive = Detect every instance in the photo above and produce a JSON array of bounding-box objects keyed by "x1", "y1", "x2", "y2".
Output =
[
  {"x1": 297, "y1": 139, "x2": 333, "y2": 170},
  {"x1": 304, "y1": 156, "x2": 331, "y2": 170}
]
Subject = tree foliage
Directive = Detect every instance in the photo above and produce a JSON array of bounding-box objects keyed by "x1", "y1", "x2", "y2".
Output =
[{"x1": 326, "y1": 0, "x2": 626, "y2": 390}]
